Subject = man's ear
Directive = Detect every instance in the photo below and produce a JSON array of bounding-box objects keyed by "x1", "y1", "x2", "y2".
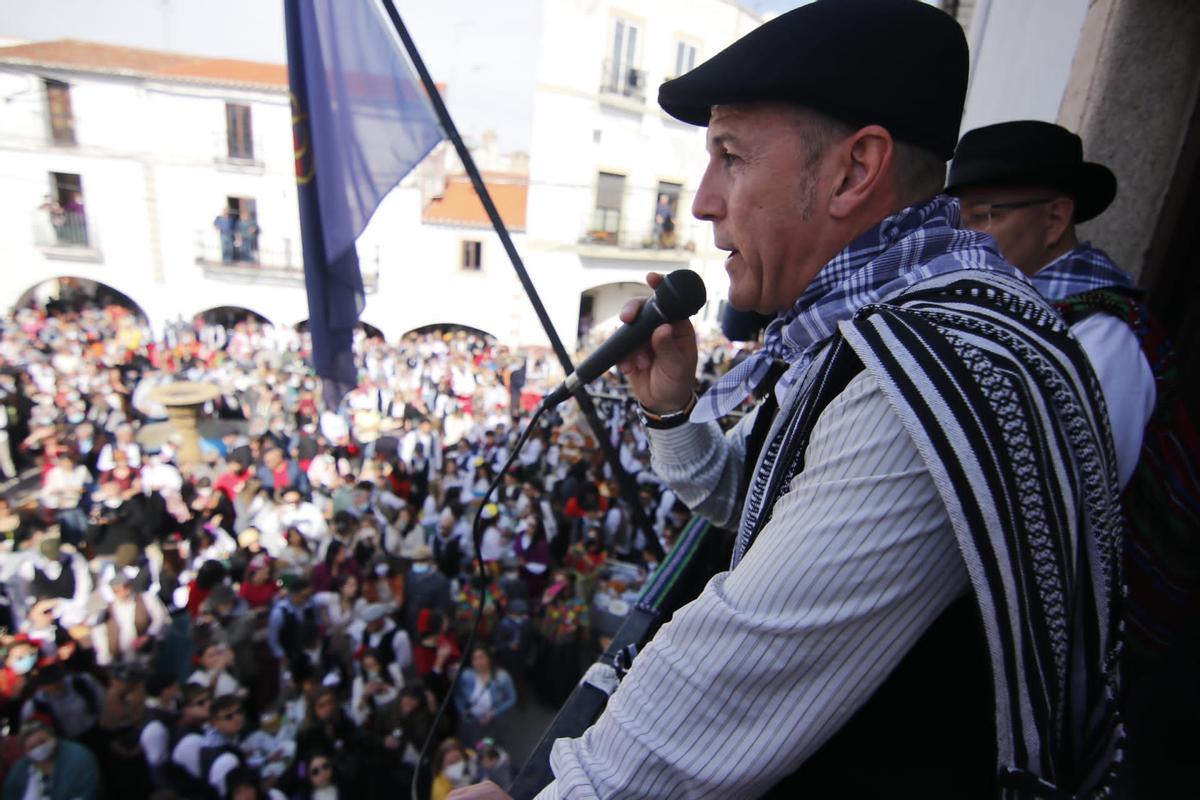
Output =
[
  {"x1": 828, "y1": 125, "x2": 894, "y2": 220},
  {"x1": 1043, "y1": 195, "x2": 1076, "y2": 248}
]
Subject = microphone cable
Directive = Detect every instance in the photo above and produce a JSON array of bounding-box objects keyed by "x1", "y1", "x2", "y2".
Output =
[{"x1": 412, "y1": 400, "x2": 549, "y2": 799}]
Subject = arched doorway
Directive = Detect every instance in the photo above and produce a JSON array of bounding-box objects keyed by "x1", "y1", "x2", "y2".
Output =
[
  {"x1": 403, "y1": 323, "x2": 498, "y2": 343},
  {"x1": 577, "y1": 282, "x2": 649, "y2": 350},
  {"x1": 197, "y1": 306, "x2": 273, "y2": 329},
  {"x1": 294, "y1": 319, "x2": 385, "y2": 341},
  {"x1": 15, "y1": 276, "x2": 149, "y2": 323}
]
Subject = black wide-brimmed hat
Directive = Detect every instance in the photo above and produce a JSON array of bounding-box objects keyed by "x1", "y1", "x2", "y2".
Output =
[
  {"x1": 945, "y1": 121, "x2": 1117, "y2": 222},
  {"x1": 657, "y1": 0, "x2": 968, "y2": 159}
]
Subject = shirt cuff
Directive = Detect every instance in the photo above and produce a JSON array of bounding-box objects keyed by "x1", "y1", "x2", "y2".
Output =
[{"x1": 646, "y1": 419, "x2": 724, "y2": 466}]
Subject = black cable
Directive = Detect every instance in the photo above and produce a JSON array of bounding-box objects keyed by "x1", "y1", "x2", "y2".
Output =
[{"x1": 411, "y1": 402, "x2": 549, "y2": 800}]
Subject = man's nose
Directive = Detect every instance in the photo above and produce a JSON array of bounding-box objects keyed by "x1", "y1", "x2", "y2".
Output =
[{"x1": 692, "y1": 163, "x2": 725, "y2": 222}]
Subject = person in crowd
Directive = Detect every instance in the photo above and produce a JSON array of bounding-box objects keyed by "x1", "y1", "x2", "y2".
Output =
[
  {"x1": 94, "y1": 571, "x2": 169, "y2": 666},
  {"x1": 238, "y1": 553, "x2": 278, "y2": 610},
  {"x1": 21, "y1": 661, "x2": 106, "y2": 752},
  {"x1": 511, "y1": 516, "x2": 551, "y2": 605},
  {"x1": 167, "y1": 684, "x2": 214, "y2": 795},
  {"x1": 1, "y1": 717, "x2": 102, "y2": 800},
  {"x1": 309, "y1": 540, "x2": 359, "y2": 594},
  {"x1": 294, "y1": 687, "x2": 360, "y2": 792},
  {"x1": 17, "y1": 534, "x2": 93, "y2": 628},
  {"x1": 38, "y1": 451, "x2": 91, "y2": 545},
  {"x1": 348, "y1": 603, "x2": 411, "y2": 677},
  {"x1": 403, "y1": 544, "x2": 451, "y2": 635},
  {"x1": 431, "y1": 738, "x2": 477, "y2": 800},
  {"x1": 348, "y1": 648, "x2": 400, "y2": 727},
  {"x1": 453, "y1": 646, "x2": 516, "y2": 747},
  {"x1": 474, "y1": 737, "x2": 514, "y2": 791},
  {"x1": 188, "y1": 639, "x2": 244, "y2": 699},
  {"x1": 295, "y1": 751, "x2": 344, "y2": 800},
  {"x1": 266, "y1": 577, "x2": 320, "y2": 682}
]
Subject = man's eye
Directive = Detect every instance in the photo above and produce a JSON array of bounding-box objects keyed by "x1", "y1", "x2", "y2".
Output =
[{"x1": 721, "y1": 152, "x2": 739, "y2": 166}]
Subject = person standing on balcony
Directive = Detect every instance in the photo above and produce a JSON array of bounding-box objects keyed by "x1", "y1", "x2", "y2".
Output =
[
  {"x1": 63, "y1": 193, "x2": 86, "y2": 246},
  {"x1": 653, "y1": 193, "x2": 675, "y2": 249},
  {"x1": 39, "y1": 195, "x2": 67, "y2": 244},
  {"x1": 236, "y1": 208, "x2": 260, "y2": 264},
  {"x1": 213, "y1": 206, "x2": 237, "y2": 264}
]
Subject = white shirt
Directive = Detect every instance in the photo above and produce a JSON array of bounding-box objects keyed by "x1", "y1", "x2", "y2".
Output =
[
  {"x1": 538, "y1": 370, "x2": 966, "y2": 798},
  {"x1": 1070, "y1": 313, "x2": 1155, "y2": 488}
]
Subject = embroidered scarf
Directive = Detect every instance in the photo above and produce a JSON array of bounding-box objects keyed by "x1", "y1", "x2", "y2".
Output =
[
  {"x1": 694, "y1": 195, "x2": 1018, "y2": 422},
  {"x1": 1030, "y1": 241, "x2": 1135, "y2": 301},
  {"x1": 739, "y1": 270, "x2": 1125, "y2": 797}
]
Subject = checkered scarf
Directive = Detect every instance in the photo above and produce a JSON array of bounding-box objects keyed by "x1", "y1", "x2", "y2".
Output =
[
  {"x1": 693, "y1": 195, "x2": 1018, "y2": 422},
  {"x1": 1029, "y1": 241, "x2": 1135, "y2": 301}
]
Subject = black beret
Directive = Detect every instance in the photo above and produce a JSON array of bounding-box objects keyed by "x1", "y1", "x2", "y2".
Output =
[
  {"x1": 658, "y1": 0, "x2": 968, "y2": 159},
  {"x1": 945, "y1": 121, "x2": 1117, "y2": 223}
]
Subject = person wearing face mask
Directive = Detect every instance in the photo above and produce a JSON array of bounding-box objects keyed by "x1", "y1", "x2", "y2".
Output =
[
  {"x1": 0, "y1": 635, "x2": 41, "y2": 729},
  {"x1": 1, "y1": 718, "x2": 101, "y2": 800},
  {"x1": 275, "y1": 488, "x2": 328, "y2": 546},
  {"x1": 431, "y1": 738, "x2": 477, "y2": 800},
  {"x1": 403, "y1": 545, "x2": 451, "y2": 637}
]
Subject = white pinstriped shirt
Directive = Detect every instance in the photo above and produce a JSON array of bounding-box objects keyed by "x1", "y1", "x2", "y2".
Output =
[{"x1": 535, "y1": 368, "x2": 969, "y2": 799}]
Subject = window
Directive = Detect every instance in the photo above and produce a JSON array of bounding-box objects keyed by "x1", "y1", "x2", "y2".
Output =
[
  {"x1": 653, "y1": 181, "x2": 683, "y2": 247},
  {"x1": 46, "y1": 172, "x2": 87, "y2": 246},
  {"x1": 604, "y1": 18, "x2": 644, "y2": 99},
  {"x1": 461, "y1": 240, "x2": 482, "y2": 271},
  {"x1": 591, "y1": 172, "x2": 625, "y2": 242},
  {"x1": 225, "y1": 103, "x2": 254, "y2": 160},
  {"x1": 674, "y1": 42, "x2": 697, "y2": 78},
  {"x1": 44, "y1": 79, "x2": 75, "y2": 146}
]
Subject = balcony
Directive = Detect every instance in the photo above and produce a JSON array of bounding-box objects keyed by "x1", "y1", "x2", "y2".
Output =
[
  {"x1": 195, "y1": 232, "x2": 379, "y2": 292},
  {"x1": 577, "y1": 217, "x2": 699, "y2": 264},
  {"x1": 599, "y1": 59, "x2": 648, "y2": 110},
  {"x1": 32, "y1": 209, "x2": 102, "y2": 262}
]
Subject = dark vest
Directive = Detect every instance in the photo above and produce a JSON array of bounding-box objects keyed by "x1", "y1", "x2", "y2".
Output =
[
  {"x1": 31, "y1": 558, "x2": 76, "y2": 600},
  {"x1": 767, "y1": 595, "x2": 996, "y2": 797}
]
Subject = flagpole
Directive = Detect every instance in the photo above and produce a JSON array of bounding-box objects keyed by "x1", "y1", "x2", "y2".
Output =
[{"x1": 379, "y1": 0, "x2": 664, "y2": 559}]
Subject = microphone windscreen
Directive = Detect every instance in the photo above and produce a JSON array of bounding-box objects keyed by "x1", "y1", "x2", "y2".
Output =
[{"x1": 655, "y1": 269, "x2": 707, "y2": 321}]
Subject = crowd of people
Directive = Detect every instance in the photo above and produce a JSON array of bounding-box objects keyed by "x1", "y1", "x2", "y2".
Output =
[{"x1": 0, "y1": 290, "x2": 739, "y2": 800}]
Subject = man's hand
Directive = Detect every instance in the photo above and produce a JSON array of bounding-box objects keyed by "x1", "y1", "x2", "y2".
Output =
[
  {"x1": 617, "y1": 272, "x2": 699, "y2": 415},
  {"x1": 447, "y1": 781, "x2": 511, "y2": 800}
]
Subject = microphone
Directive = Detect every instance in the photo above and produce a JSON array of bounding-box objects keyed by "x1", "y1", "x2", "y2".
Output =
[{"x1": 543, "y1": 269, "x2": 707, "y2": 408}]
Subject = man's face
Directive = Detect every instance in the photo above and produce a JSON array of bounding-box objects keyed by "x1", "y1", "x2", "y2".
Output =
[
  {"x1": 956, "y1": 185, "x2": 1065, "y2": 276},
  {"x1": 212, "y1": 704, "x2": 244, "y2": 736},
  {"x1": 693, "y1": 103, "x2": 834, "y2": 314}
]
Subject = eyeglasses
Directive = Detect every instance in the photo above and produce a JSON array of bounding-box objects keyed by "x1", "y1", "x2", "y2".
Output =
[
  {"x1": 961, "y1": 196, "x2": 1059, "y2": 230},
  {"x1": 310, "y1": 763, "x2": 332, "y2": 775}
]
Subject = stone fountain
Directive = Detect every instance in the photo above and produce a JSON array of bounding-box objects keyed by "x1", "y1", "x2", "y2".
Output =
[{"x1": 143, "y1": 381, "x2": 220, "y2": 467}]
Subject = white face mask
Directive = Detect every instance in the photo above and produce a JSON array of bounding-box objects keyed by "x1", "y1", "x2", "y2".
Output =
[
  {"x1": 443, "y1": 760, "x2": 468, "y2": 785},
  {"x1": 27, "y1": 740, "x2": 56, "y2": 763}
]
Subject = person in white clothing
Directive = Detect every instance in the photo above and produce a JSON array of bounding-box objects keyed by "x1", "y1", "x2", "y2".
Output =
[{"x1": 946, "y1": 120, "x2": 1154, "y2": 487}]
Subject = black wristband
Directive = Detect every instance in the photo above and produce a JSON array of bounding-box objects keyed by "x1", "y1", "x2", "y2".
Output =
[{"x1": 637, "y1": 393, "x2": 698, "y2": 430}]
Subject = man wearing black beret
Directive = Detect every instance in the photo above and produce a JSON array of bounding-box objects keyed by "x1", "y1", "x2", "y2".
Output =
[
  {"x1": 946, "y1": 120, "x2": 1153, "y2": 489},
  {"x1": 452, "y1": 2, "x2": 1124, "y2": 798}
]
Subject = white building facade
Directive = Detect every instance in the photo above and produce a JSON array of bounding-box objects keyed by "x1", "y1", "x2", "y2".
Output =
[{"x1": 0, "y1": 0, "x2": 759, "y2": 351}]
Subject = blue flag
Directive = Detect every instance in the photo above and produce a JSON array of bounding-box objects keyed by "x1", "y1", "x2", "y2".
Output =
[{"x1": 284, "y1": 0, "x2": 443, "y2": 400}]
